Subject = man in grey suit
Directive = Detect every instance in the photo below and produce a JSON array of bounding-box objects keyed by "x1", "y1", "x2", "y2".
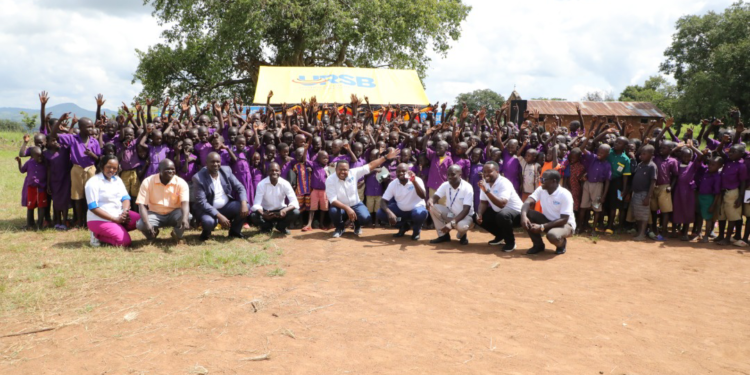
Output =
[{"x1": 192, "y1": 152, "x2": 249, "y2": 240}]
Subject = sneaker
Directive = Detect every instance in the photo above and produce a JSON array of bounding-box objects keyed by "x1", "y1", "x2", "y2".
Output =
[
  {"x1": 501, "y1": 243, "x2": 516, "y2": 252},
  {"x1": 332, "y1": 229, "x2": 343, "y2": 238},
  {"x1": 555, "y1": 239, "x2": 567, "y2": 254},
  {"x1": 393, "y1": 224, "x2": 411, "y2": 238},
  {"x1": 488, "y1": 237, "x2": 504, "y2": 246},
  {"x1": 353, "y1": 227, "x2": 363, "y2": 237},
  {"x1": 430, "y1": 234, "x2": 451, "y2": 244},
  {"x1": 90, "y1": 232, "x2": 100, "y2": 247},
  {"x1": 411, "y1": 232, "x2": 420, "y2": 241}
]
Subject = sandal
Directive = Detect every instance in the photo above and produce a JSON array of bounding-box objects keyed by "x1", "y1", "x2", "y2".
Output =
[
  {"x1": 604, "y1": 229, "x2": 614, "y2": 235},
  {"x1": 301, "y1": 226, "x2": 312, "y2": 232},
  {"x1": 732, "y1": 239, "x2": 748, "y2": 247}
]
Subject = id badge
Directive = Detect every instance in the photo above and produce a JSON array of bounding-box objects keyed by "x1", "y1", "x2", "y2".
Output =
[{"x1": 446, "y1": 212, "x2": 455, "y2": 219}]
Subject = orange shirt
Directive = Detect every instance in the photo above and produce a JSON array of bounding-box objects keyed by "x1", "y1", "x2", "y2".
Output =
[{"x1": 136, "y1": 174, "x2": 190, "y2": 215}]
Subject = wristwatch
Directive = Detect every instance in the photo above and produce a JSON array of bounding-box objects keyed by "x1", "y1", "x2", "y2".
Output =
[
  {"x1": 540, "y1": 224, "x2": 546, "y2": 232},
  {"x1": 450, "y1": 220, "x2": 457, "y2": 228}
]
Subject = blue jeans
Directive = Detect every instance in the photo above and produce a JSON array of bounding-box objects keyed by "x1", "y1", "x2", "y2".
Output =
[
  {"x1": 199, "y1": 200, "x2": 245, "y2": 237},
  {"x1": 376, "y1": 201, "x2": 428, "y2": 234},
  {"x1": 329, "y1": 202, "x2": 372, "y2": 231}
]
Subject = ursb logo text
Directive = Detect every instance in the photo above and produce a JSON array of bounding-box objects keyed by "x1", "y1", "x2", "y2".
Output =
[{"x1": 292, "y1": 75, "x2": 376, "y2": 88}]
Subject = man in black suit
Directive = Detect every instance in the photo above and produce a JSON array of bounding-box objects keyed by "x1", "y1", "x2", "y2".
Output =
[{"x1": 192, "y1": 152, "x2": 249, "y2": 240}]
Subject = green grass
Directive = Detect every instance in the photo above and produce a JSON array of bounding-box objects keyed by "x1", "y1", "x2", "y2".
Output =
[{"x1": 0, "y1": 131, "x2": 284, "y2": 315}]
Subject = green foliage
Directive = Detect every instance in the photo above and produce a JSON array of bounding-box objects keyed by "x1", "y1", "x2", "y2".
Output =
[
  {"x1": 19, "y1": 111, "x2": 38, "y2": 133},
  {"x1": 454, "y1": 89, "x2": 505, "y2": 112},
  {"x1": 619, "y1": 76, "x2": 679, "y2": 118},
  {"x1": 0, "y1": 119, "x2": 24, "y2": 132},
  {"x1": 660, "y1": 1, "x2": 750, "y2": 120},
  {"x1": 134, "y1": 0, "x2": 472, "y2": 101}
]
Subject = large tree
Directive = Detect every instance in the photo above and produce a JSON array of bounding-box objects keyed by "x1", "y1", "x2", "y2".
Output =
[
  {"x1": 134, "y1": 0, "x2": 471, "y2": 101},
  {"x1": 454, "y1": 89, "x2": 505, "y2": 113},
  {"x1": 618, "y1": 75, "x2": 679, "y2": 118},
  {"x1": 660, "y1": 1, "x2": 750, "y2": 120}
]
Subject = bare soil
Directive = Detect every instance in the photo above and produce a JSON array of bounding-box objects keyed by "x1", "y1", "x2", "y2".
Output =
[{"x1": 2, "y1": 228, "x2": 750, "y2": 374}]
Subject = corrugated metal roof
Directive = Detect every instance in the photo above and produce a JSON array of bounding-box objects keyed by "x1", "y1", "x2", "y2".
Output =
[{"x1": 526, "y1": 101, "x2": 666, "y2": 118}]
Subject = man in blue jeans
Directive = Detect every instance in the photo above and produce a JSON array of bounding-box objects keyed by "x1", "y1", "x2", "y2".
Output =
[
  {"x1": 326, "y1": 147, "x2": 400, "y2": 238},
  {"x1": 377, "y1": 163, "x2": 428, "y2": 240}
]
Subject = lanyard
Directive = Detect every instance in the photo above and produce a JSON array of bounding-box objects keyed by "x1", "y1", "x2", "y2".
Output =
[{"x1": 448, "y1": 186, "x2": 460, "y2": 208}]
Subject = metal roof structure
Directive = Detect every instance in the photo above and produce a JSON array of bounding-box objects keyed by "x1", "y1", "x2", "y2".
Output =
[{"x1": 526, "y1": 100, "x2": 666, "y2": 118}]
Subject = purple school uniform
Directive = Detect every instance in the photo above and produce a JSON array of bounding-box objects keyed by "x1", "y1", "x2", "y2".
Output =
[
  {"x1": 56, "y1": 133, "x2": 100, "y2": 168},
  {"x1": 310, "y1": 160, "x2": 328, "y2": 190},
  {"x1": 468, "y1": 162, "x2": 484, "y2": 211},
  {"x1": 248, "y1": 165, "x2": 264, "y2": 203},
  {"x1": 20, "y1": 159, "x2": 47, "y2": 208},
  {"x1": 501, "y1": 149, "x2": 521, "y2": 194},
  {"x1": 195, "y1": 142, "x2": 211, "y2": 166},
  {"x1": 279, "y1": 158, "x2": 296, "y2": 181},
  {"x1": 653, "y1": 155, "x2": 678, "y2": 186},
  {"x1": 364, "y1": 170, "x2": 384, "y2": 196},
  {"x1": 582, "y1": 152, "x2": 612, "y2": 183},
  {"x1": 44, "y1": 149, "x2": 72, "y2": 211},
  {"x1": 453, "y1": 158, "x2": 471, "y2": 180},
  {"x1": 673, "y1": 160, "x2": 700, "y2": 224},
  {"x1": 144, "y1": 144, "x2": 171, "y2": 178},
  {"x1": 330, "y1": 154, "x2": 350, "y2": 164},
  {"x1": 176, "y1": 154, "x2": 199, "y2": 182},
  {"x1": 230, "y1": 148, "x2": 253, "y2": 202},
  {"x1": 424, "y1": 148, "x2": 453, "y2": 190},
  {"x1": 103, "y1": 133, "x2": 119, "y2": 144},
  {"x1": 720, "y1": 159, "x2": 747, "y2": 190},
  {"x1": 410, "y1": 164, "x2": 430, "y2": 182},
  {"x1": 118, "y1": 141, "x2": 142, "y2": 171},
  {"x1": 697, "y1": 166, "x2": 721, "y2": 195}
]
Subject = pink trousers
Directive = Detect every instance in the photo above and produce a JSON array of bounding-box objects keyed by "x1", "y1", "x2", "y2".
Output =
[{"x1": 88, "y1": 211, "x2": 141, "y2": 247}]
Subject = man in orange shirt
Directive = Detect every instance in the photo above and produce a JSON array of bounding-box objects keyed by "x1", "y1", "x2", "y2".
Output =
[{"x1": 136, "y1": 159, "x2": 190, "y2": 244}]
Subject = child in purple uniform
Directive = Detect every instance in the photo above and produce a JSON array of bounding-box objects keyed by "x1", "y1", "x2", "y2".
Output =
[
  {"x1": 307, "y1": 151, "x2": 330, "y2": 230},
  {"x1": 671, "y1": 142, "x2": 702, "y2": 240},
  {"x1": 366, "y1": 149, "x2": 386, "y2": 227},
  {"x1": 695, "y1": 153, "x2": 722, "y2": 243},
  {"x1": 16, "y1": 147, "x2": 48, "y2": 230},
  {"x1": 44, "y1": 136, "x2": 72, "y2": 230}
]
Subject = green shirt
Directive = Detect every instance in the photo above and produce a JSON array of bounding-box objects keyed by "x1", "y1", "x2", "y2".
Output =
[{"x1": 608, "y1": 149, "x2": 631, "y2": 179}]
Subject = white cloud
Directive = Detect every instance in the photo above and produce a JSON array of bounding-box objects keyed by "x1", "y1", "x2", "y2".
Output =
[{"x1": 0, "y1": 0, "x2": 737, "y2": 111}]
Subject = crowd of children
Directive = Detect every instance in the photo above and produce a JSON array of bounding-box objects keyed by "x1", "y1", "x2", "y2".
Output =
[{"x1": 15, "y1": 90, "x2": 750, "y2": 247}]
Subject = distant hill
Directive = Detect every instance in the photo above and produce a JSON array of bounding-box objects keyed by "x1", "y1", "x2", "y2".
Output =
[{"x1": 0, "y1": 103, "x2": 118, "y2": 124}]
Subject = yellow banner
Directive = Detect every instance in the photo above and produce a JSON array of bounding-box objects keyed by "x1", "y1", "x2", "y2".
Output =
[{"x1": 253, "y1": 66, "x2": 429, "y2": 105}]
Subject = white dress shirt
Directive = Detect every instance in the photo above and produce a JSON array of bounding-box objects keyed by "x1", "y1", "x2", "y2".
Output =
[
  {"x1": 211, "y1": 175, "x2": 228, "y2": 209},
  {"x1": 251, "y1": 177, "x2": 300, "y2": 212},
  {"x1": 434, "y1": 179, "x2": 475, "y2": 216},
  {"x1": 479, "y1": 175, "x2": 523, "y2": 213},
  {"x1": 325, "y1": 165, "x2": 370, "y2": 206},
  {"x1": 85, "y1": 173, "x2": 131, "y2": 222},
  {"x1": 529, "y1": 186, "x2": 577, "y2": 230},
  {"x1": 382, "y1": 177, "x2": 426, "y2": 212}
]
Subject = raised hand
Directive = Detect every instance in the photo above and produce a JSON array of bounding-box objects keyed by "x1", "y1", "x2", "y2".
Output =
[
  {"x1": 95, "y1": 94, "x2": 106, "y2": 107},
  {"x1": 39, "y1": 91, "x2": 49, "y2": 105},
  {"x1": 665, "y1": 117, "x2": 674, "y2": 128},
  {"x1": 268, "y1": 90, "x2": 274, "y2": 99},
  {"x1": 145, "y1": 98, "x2": 154, "y2": 106}
]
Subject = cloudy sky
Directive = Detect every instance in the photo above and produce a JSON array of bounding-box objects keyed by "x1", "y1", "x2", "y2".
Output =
[{"x1": 0, "y1": 0, "x2": 735, "y2": 110}]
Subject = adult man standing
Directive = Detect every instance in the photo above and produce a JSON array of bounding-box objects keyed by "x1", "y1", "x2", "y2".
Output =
[
  {"x1": 377, "y1": 163, "x2": 428, "y2": 240},
  {"x1": 136, "y1": 159, "x2": 190, "y2": 244},
  {"x1": 250, "y1": 162, "x2": 300, "y2": 234},
  {"x1": 521, "y1": 169, "x2": 576, "y2": 255},
  {"x1": 428, "y1": 165, "x2": 475, "y2": 245},
  {"x1": 326, "y1": 148, "x2": 400, "y2": 238},
  {"x1": 192, "y1": 152, "x2": 249, "y2": 240},
  {"x1": 476, "y1": 161, "x2": 524, "y2": 252}
]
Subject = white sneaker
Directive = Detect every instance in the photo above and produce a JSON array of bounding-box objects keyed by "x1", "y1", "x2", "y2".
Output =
[{"x1": 90, "y1": 231, "x2": 101, "y2": 247}]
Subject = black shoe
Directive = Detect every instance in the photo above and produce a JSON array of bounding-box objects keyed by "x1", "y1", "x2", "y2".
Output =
[
  {"x1": 228, "y1": 232, "x2": 244, "y2": 239},
  {"x1": 393, "y1": 224, "x2": 411, "y2": 238},
  {"x1": 430, "y1": 234, "x2": 451, "y2": 244},
  {"x1": 501, "y1": 243, "x2": 516, "y2": 252},
  {"x1": 459, "y1": 234, "x2": 469, "y2": 245},
  {"x1": 199, "y1": 233, "x2": 210, "y2": 241},
  {"x1": 411, "y1": 232, "x2": 420, "y2": 241},
  {"x1": 276, "y1": 228, "x2": 291, "y2": 235},
  {"x1": 488, "y1": 237, "x2": 504, "y2": 245},
  {"x1": 526, "y1": 246, "x2": 545, "y2": 255},
  {"x1": 555, "y1": 239, "x2": 567, "y2": 254},
  {"x1": 458, "y1": 234, "x2": 469, "y2": 245}
]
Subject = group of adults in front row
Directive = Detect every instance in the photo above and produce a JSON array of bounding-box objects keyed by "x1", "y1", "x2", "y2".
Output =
[{"x1": 86, "y1": 148, "x2": 574, "y2": 254}]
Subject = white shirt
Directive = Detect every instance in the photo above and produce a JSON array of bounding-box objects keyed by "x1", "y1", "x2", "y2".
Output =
[
  {"x1": 382, "y1": 177, "x2": 426, "y2": 212},
  {"x1": 479, "y1": 175, "x2": 523, "y2": 213},
  {"x1": 325, "y1": 165, "x2": 370, "y2": 206},
  {"x1": 529, "y1": 186, "x2": 577, "y2": 230},
  {"x1": 434, "y1": 179, "x2": 474, "y2": 216},
  {"x1": 211, "y1": 175, "x2": 228, "y2": 209},
  {"x1": 252, "y1": 177, "x2": 300, "y2": 212},
  {"x1": 85, "y1": 173, "x2": 131, "y2": 222}
]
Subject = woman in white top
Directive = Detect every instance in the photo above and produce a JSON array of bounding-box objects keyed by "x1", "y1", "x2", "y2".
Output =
[{"x1": 85, "y1": 155, "x2": 141, "y2": 247}]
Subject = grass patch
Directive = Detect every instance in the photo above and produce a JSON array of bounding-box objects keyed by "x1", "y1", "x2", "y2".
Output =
[
  {"x1": 267, "y1": 267, "x2": 286, "y2": 277},
  {"x1": 0, "y1": 132, "x2": 285, "y2": 315}
]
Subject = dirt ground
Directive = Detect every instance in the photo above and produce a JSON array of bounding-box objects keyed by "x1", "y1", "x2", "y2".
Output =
[{"x1": 1, "y1": 228, "x2": 749, "y2": 374}]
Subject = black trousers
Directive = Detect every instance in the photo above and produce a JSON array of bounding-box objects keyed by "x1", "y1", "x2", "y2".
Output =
[
  {"x1": 478, "y1": 207, "x2": 521, "y2": 245},
  {"x1": 250, "y1": 209, "x2": 300, "y2": 232}
]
